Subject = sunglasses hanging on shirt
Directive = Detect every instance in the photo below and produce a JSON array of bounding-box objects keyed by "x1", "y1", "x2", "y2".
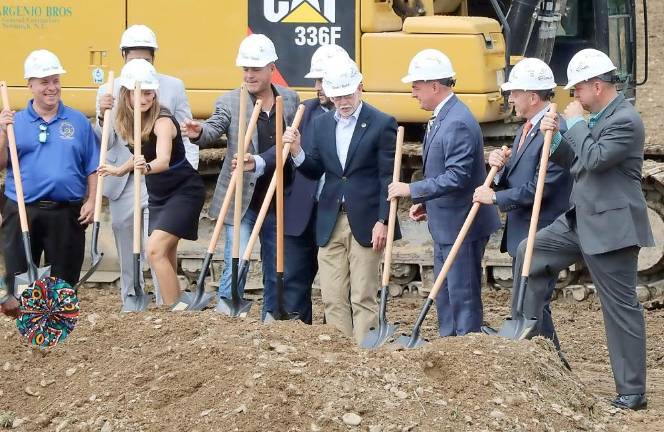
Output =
[{"x1": 38, "y1": 123, "x2": 48, "y2": 144}]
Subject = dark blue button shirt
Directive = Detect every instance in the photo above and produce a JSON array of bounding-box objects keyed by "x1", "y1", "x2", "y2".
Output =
[{"x1": 4, "y1": 100, "x2": 99, "y2": 203}]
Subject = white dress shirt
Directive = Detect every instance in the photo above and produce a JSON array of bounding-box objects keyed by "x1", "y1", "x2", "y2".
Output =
[{"x1": 292, "y1": 102, "x2": 363, "y2": 169}]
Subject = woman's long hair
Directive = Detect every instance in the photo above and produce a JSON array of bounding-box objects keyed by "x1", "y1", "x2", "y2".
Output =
[{"x1": 115, "y1": 87, "x2": 160, "y2": 145}]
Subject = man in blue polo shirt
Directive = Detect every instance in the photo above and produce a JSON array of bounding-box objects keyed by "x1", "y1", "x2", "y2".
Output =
[{"x1": 0, "y1": 49, "x2": 99, "y2": 289}]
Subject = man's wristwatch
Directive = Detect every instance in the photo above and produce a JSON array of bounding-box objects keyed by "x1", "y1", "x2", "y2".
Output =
[
  {"x1": 492, "y1": 192, "x2": 497, "y2": 205},
  {"x1": 378, "y1": 218, "x2": 387, "y2": 225},
  {"x1": 145, "y1": 163, "x2": 152, "y2": 174}
]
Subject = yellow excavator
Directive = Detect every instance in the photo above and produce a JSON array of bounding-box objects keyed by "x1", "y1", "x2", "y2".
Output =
[{"x1": 1, "y1": 0, "x2": 661, "y2": 301}]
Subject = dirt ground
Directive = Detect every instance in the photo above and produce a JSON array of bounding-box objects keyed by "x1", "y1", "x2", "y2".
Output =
[
  {"x1": 0, "y1": 288, "x2": 663, "y2": 432},
  {"x1": 2, "y1": 2, "x2": 664, "y2": 432}
]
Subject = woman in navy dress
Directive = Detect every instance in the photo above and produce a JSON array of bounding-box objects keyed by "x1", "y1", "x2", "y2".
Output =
[{"x1": 99, "y1": 59, "x2": 204, "y2": 305}]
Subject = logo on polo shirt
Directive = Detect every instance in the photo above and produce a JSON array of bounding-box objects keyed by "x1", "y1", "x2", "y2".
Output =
[{"x1": 59, "y1": 121, "x2": 75, "y2": 140}]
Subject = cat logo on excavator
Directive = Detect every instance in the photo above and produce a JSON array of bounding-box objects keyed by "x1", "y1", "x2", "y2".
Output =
[
  {"x1": 263, "y1": 0, "x2": 336, "y2": 24},
  {"x1": 251, "y1": 0, "x2": 355, "y2": 87}
]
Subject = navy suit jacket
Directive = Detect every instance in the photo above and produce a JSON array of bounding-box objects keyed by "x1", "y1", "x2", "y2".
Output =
[
  {"x1": 410, "y1": 95, "x2": 501, "y2": 245},
  {"x1": 296, "y1": 102, "x2": 401, "y2": 247},
  {"x1": 283, "y1": 98, "x2": 326, "y2": 236},
  {"x1": 495, "y1": 116, "x2": 573, "y2": 257}
]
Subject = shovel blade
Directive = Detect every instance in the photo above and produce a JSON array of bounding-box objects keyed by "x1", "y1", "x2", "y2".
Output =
[
  {"x1": 15, "y1": 266, "x2": 51, "y2": 296},
  {"x1": 172, "y1": 290, "x2": 215, "y2": 311},
  {"x1": 75, "y1": 222, "x2": 104, "y2": 289},
  {"x1": 215, "y1": 297, "x2": 252, "y2": 317},
  {"x1": 395, "y1": 332, "x2": 428, "y2": 349},
  {"x1": 496, "y1": 317, "x2": 538, "y2": 341},
  {"x1": 360, "y1": 322, "x2": 399, "y2": 349},
  {"x1": 121, "y1": 293, "x2": 151, "y2": 312},
  {"x1": 75, "y1": 252, "x2": 104, "y2": 289}
]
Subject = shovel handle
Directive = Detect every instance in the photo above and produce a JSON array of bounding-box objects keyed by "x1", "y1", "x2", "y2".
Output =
[
  {"x1": 133, "y1": 81, "x2": 142, "y2": 255},
  {"x1": 381, "y1": 126, "x2": 404, "y2": 286},
  {"x1": 521, "y1": 104, "x2": 556, "y2": 277},
  {"x1": 275, "y1": 96, "x2": 284, "y2": 272},
  {"x1": 426, "y1": 145, "x2": 509, "y2": 300},
  {"x1": 94, "y1": 71, "x2": 115, "y2": 224},
  {"x1": 206, "y1": 98, "x2": 263, "y2": 254},
  {"x1": 242, "y1": 104, "x2": 305, "y2": 261},
  {"x1": 232, "y1": 84, "x2": 249, "y2": 259},
  {"x1": 0, "y1": 82, "x2": 29, "y2": 233}
]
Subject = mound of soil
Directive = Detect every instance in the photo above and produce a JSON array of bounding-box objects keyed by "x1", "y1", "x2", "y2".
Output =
[{"x1": 0, "y1": 289, "x2": 643, "y2": 432}]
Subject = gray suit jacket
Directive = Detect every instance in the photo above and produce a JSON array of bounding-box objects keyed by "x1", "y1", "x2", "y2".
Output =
[
  {"x1": 94, "y1": 73, "x2": 195, "y2": 201},
  {"x1": 193, "y1": 85, "x2": 300, "y2": 223},
  {"x1": 551, "y1": 93, "x2": 655, "y2": 255}
]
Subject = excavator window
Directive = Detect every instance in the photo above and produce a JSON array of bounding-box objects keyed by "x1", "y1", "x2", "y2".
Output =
[
  {"x1": 607, "y1": 0, "x2": 634, "y2": 85},
  {"x1": 548, "y1": 0, "x2": 595, "y2": 84}
]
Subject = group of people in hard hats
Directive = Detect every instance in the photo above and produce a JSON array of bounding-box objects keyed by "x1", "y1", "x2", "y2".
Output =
[{"x1": 0, "y1": 24, "x2": 652, "y2": 411}]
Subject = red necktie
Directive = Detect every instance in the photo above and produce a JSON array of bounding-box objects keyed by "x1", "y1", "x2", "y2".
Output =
[{"x1": 517, "y1": 121, "x2": 533, "y2": 153}]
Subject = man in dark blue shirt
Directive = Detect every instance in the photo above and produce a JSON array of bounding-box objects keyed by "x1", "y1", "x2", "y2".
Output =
[{"x1": 0, "y1": 50, "x2": 99, "y2": 289}]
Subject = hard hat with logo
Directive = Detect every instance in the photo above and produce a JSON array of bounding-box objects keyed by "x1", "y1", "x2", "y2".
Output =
[
  {"x1": 120, "y1": 25, "x2": 158, "y2": 51},
  {"x1": 500, "y1": 58, "x2": 556, "y2": 91},
  {"x1": 401, "y1": 49, "x2": 455, "y2": 83},
  {"x1": 565, "y1": 48, "x2": 617, "y2": 89},
  {"x1": 322, "y1": 57, "x2": 363, "y2": 98},
  {"x1": 304, "y1": 44, "x2": 350, "y2": 79},
  {"x1": 24, "y1": 49, "x2": 66, "y2": 79},
  {"x1": 236, "y1": 34, "x2": 278, "y2": 68},
  {"x1": 119, "y1": 59, "x2": 160, "y2": 90}
]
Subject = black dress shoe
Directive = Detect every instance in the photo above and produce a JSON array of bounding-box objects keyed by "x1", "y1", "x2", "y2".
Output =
[
  {"x1": 611, "y1": 394, "x2": 647, "y2": 411},
  {"x1": 481, "y1": 325, "x2": 498, "y2": 336}
]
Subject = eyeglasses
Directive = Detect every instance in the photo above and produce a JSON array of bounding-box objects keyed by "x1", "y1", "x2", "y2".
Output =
[
  {"x1": 38, "y1": 123, "x2": 48, "y2": 144},
  {"x1": 330, "y1": 93, "x2": 356, "y2": 102}
]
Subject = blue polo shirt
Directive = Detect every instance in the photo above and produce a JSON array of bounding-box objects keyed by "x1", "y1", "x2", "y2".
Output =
[{"x1": 4, "y1": 100, "x2": 99, "y2": 203}]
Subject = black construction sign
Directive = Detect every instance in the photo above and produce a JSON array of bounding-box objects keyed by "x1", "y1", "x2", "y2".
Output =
[{"x1": 248, "y1": 0, "x2": 356, "y2": 88}]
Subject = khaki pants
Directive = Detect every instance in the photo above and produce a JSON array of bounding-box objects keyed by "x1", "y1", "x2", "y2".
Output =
[{"x1": 318, "y1": 213, "x2": 380, "y2": 343}]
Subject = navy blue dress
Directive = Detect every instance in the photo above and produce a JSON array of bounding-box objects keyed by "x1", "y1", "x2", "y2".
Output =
[{"x1": 142, "y1": 109, "x2": 204, "y2": 240}]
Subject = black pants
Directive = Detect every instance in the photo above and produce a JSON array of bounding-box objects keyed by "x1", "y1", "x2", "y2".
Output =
[{"x1": 1, "y1": 199, "x2": 86, "y2": 290}]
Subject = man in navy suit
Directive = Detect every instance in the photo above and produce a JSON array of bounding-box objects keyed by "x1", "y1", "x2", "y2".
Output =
[
  {"x1": 285, "y1": 57, "x2": 400, "y2": 343},
  {"x1": 282, "y1": 44, "x2": 350, "y2": 324},
  {"x1": 389, "y1": 49, "x2": 500, "y2": 336},
  {"x1": 473, "y1": 58, "x2": 572, "y2": 355}
]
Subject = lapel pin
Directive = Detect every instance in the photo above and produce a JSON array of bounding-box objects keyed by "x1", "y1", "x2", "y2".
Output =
[{"x1": 361, "y1": 122, "x2": 367, "y2": 128}]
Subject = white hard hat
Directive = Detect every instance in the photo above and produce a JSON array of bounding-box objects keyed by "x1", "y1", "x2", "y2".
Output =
[
  {"x1": 119, "y1": 59, "x2": 160, "y2": 90},
  {"x1": 24, "y1": 49, "x2": 66, "y2": 79},
  {"x1": 322, "y1": 57, "x2": 363, "y2": 98},
  {"x1": 120, "y1": 25, "x2": 158, "y2": 51},
  {"x1": 501, "y1": 58, "x2": 556, "y2": 92},
  {"x1": 236, "y1": 34, "x2": 278, "y2": 68},
  {"x1": 304, "y1": 44, "x2": 350, "y2": 79},
  {"x1": 565, "y1": 48, "x2": 617, "y2": 89},
  {"x1": 401, "y1": 49, "x2": 455, "y2": 83}
]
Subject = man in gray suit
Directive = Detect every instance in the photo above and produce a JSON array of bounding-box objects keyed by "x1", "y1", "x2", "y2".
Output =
[
  {"x1": 182, "y1": 34, "x2": 300, "y2": 318},
  {"x1": 526, "y1": 49, "x2": 654, "y2": 410},
  {"x1": 96, "y1": 25, "x2": 196, "y2": 305}
]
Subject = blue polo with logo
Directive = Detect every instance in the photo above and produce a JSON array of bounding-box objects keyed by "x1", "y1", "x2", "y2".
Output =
[{"x1": 4, "y1": 100, "x2": 99, "y2": 203}]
